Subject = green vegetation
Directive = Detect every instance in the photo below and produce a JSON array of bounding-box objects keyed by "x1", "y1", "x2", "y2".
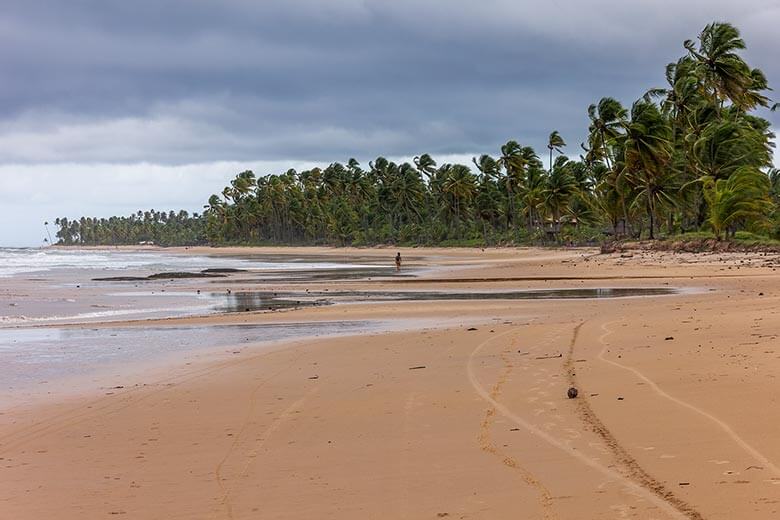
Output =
[
  {"x1": 53, "y1": 211, "x2": 206, "y2": 246},
  {"x1": 54, "y1": 22, "x2": 780, "y2": 248}
]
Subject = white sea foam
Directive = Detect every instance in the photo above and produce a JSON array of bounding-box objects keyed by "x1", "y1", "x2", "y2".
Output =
[
  {"x1": 0, "y1": 247, "x2": 373, "y2": 277},
  {"x1": 0, "y1": 304, "x2": 216, "y2": 326},
  {"x1": 0, "y1": 248, "x2": 379, "y2": 327}
]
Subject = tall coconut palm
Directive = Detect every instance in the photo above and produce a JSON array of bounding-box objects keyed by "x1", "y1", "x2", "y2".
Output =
[
  {"x1": 474, "y1": 172, "x2": 503, "y2": 241},
  {"x1": 684, "y1": 22, "x2": 755, "y2": 110},
  {"x1": 587, "y1": 98, "x2": 627, "y2": 171},
  {"x1": 472, "y1": 154, "x2": 502, "y2": 227},
  {"x1": 413, "y1": 154, "x2": 437, "y2": 180},
  {"x1": 497, "y1": 141, "x2": 527, "y2": 230},
  {"x1": 518, "y1": 165, "x2": 546, "y2": 232},
  {"x1": 587, "y1": 98, "x2": 630, "y2": 235},
  {"x1": 547, "y1": 131, "x2": 566, "y2": 171},
  {"x1": 645, "y1": 58, "x2": 702, "y2": 118},
  {"x1": 472, "y1": 154, "x2": 499, "y2": 179},
  {"x1": 391, "y1": 163, "x2": 425, "y2": 228},
  {"x1": 441, "y1": 164, "x2": 477, "y2": 237},
  {"x1": 43, "y1": 221, "x2": 52, "y2": 244},
  {"x1": 414, "y1": 153, "x2": 438, "y2": 240},
  {"x1": 618, "y1": 101, "x2": 673, "y2": 239},
  {"x1": 543, "y1": 156, "x2": 578, "y2": 235}
]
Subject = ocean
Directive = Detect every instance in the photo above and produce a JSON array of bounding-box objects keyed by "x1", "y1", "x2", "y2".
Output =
[
  {"x1": 0, "y1": 247, "x2": 372, "y2": 277},
  {"x1": 0, "y1": 247, "x2": 387, "y2": 399}
]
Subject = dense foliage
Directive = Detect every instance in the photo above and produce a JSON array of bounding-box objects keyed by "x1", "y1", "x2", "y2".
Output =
[
  {"x1": 55, "y1": 23, "x2": 780, "y2": 247},
  {"x1": 53, "y1": 211, "x2": 206, "y2": 247}
]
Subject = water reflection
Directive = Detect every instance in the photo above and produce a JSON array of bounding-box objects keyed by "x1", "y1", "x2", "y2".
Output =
[
  {"x1": 0, "y1": 321, "x2": 376, "y2": 389},
  {"x1": 215, "y1": 287, "x2": 678, "y2": 311}
]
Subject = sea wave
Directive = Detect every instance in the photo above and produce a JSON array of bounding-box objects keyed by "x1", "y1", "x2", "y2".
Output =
[{"x1": 0, "y1": 247, "x2": 374, "y2": 277}]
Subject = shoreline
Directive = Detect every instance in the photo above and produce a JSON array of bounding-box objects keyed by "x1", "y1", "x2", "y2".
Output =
[{"x1": 1, "y1": 247, "x2": 779, "y2": 518}]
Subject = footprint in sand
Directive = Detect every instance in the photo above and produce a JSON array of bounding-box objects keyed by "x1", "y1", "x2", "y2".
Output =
[
  {"x1": 609, "y1": 503, "x2": 632, "y2": 518},
  {"x1": 589, "y1": 442, "x2": 610, "y2": 455}
]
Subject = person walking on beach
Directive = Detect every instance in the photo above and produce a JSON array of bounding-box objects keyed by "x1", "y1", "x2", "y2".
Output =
[{"x1": 395, "y1": 252, "x2": 402, "y2": 272}]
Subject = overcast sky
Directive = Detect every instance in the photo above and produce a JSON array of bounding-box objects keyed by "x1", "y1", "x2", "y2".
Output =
[{"x1": 2, "y1": 0, "x2": 779, "y2": 246}]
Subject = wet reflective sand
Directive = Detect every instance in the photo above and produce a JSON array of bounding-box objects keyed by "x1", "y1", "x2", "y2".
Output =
[
  {"x1": 213, "y1": 286, "x2": 679, "y2": 311},
  {"x1": 0, "y1": 321, "x2": 378, "y2": 392}
]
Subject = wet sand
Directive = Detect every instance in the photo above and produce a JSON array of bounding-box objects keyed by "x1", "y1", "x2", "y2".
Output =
[{"x1": 1, "y1": 247, "x2": 780, "y2": 519}]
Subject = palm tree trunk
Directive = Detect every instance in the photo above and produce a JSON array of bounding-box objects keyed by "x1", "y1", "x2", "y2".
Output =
[{"x1": 647, "y1": 197, "x2": 655, "y2": 240}]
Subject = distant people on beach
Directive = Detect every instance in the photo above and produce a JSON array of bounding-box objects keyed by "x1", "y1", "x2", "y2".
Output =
[{"x1": 395, "y1": 252, "x2": 402, "y2": 272}]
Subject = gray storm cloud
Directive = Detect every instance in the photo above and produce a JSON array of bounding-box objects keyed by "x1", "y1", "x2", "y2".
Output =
[{"x1": 1, "y1": 0, "x2": 777, "y2": 164}]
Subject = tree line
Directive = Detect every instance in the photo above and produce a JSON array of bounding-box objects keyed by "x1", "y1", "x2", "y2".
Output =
[
  {"x1": 53, "y1": 210, "x2": 206, "y2": 246},
  {"x1": 55, "y1": 23, "x2": 780, "y2": 247}
]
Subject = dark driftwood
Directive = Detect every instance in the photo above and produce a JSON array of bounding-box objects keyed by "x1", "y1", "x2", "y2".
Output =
[{"x1": 93, "y1": 271, "x2": 227, "y2": 281}]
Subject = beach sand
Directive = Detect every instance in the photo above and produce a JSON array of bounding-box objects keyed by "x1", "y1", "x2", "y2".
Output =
[{"x1": 1, "y1": 247, "x2": 780, "y2": 519}]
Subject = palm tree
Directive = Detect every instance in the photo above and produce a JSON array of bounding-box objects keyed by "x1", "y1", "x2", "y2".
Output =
[
  {"x1": 474, "y1": 171, "x2": 503, "y2": 242},
  {"x1": 769, "y1": 168, "x2": 780, "y2": 203},
  {"x1": 645, "y1": 58, "x2": 702, "y2": 117},
  {"x1": 700, "y1": 166, "x2": 773, "y2": 239},
  {"x1": 518, "y1": 165, "x2": 546, "y2": 232},
  {"x1": 684, "y1": 22, "x2": 756, "y2": 110},
  {"x1": 587, "y1": 99, "x2": 634, "y2": 235},
  {"x1": 618, "y1": 101, "x2": 673, "y2": 239},
  {"x1": 472, "y1": 154, "x2": 499, "y2": 179},
  {"x1": 413, "y1": 154, "x2": 437, "y2": 180},
  {"x1": 414, "y1": 153, "x2": 438, "y2": 241},
  {"x1": 43, "y1": 221, "x2": 52, "y2": 245},
  {"x1": 391, "y1": 163, "x2": 425, "y2": 229},
  {"x1": 691, "y1": 110, "x2": 773, "y2": 180},
  {"x1": 587, "y1": 98, "x2": 627, "y2": 171},
  {"x1": 497, "y1": 140, "x2": 528, "y2": 232},
  {"x1": 543, "y1": 157, "x2": 578, "y2": 235},
  {"x1": 547, "y1": 131, "x2": 566, "y2": 171},
  {"x1": 441, "y1": 164, "x2": 477, "y2": 237},
  {"x1": 229, "y1": 170, "x2": 257, "y2": 202}
]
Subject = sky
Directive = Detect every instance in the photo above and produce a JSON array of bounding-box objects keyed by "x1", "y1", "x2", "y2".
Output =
[{"x1": 1, "y1": 0, "x2": 779, "y2": 246}]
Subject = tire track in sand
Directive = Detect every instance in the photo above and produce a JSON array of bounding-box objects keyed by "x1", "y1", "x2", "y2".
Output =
[
  {"x1": 478, "y1": 343, "x2": 558, "y2": 520},
  {"x1": 564, "y1": 322, "x2": 703, "y2": 520},
  {"x1": 596, "y1": 320, "x2": 780, "y2": 477},
  {"x1": 468, "y1": 327, "x2": 688, "y2": 520},
  {"x1": 214, "y1": 385, "x2": 316, "y2": 519},
  {"x1": 0, "y1": 349, "x2": 305, "y2": 455}
]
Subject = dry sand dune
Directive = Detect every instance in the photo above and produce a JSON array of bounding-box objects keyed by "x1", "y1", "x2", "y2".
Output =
[{"x1": 1, "y1": 247, "x2": 779, "y2": 519}]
